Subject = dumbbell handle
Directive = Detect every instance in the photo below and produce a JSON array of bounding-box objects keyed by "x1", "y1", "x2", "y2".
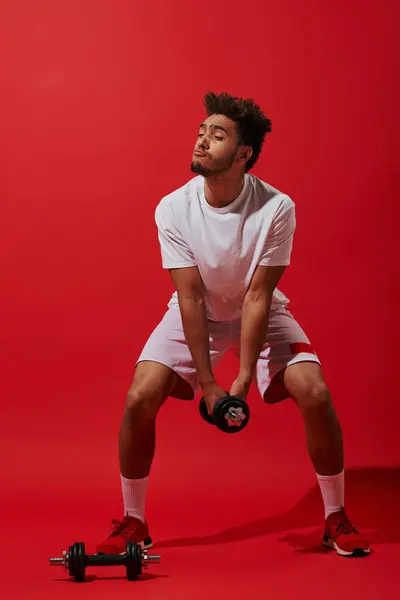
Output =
[
  {"x1": 49, "y1": 551, "x2": 160, "y2": 567},
  {"x1": 142, "y1": 553, "x2": 161, "y2": 565},
  {"x1": 87, "y1": 553, "x2": 160, "y2": 566},
  {"x1": 49, "y1": 557, "x2": 65, "y2": 565},
  {"x1": 88, "y1": 554, "x2": 127, "y2": 566},
  {"x1": 227, "y1": 407, "x2": 246, "y2": 422}
]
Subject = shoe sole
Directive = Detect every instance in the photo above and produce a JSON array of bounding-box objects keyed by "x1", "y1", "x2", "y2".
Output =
[
  {"x1": 96, "y1": 536, "x2": 153, "y2": 555},
  {"x1": 323, "y1": 537, "x2": 370, "y2": 557},
  {"x1": 136, "y1": 538, "x2": 153, "y2": 552}
]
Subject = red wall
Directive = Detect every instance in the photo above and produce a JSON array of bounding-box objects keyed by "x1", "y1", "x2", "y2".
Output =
[{"x1": 1, "y1": 0, "x2": 399, "y2": 506}]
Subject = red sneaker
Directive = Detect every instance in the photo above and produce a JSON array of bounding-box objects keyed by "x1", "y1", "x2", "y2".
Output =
[
  {"x1": 323, "y1": 509, "x2": 370, "y2": 556},
  {"x1": 96, "y1": 515, "x2": 153, "y2": 555}
]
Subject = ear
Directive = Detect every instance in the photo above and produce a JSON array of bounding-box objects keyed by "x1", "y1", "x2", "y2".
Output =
[{"x1": 240, "y1": 146, "x2": 253, "y2": 162}]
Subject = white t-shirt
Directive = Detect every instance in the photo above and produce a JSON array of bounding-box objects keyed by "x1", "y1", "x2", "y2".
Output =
[{"x1": 154, "y1": 173, "x2": 296, "y2": 322}]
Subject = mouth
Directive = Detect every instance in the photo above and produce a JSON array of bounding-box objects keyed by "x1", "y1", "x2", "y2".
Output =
[{"x1": 193, "y1": 150, "x2": 208, "y2": 157}]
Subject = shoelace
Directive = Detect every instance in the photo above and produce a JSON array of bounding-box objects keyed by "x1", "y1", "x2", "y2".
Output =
[
  {"x1": 108, "y1": 518, "x2": 137, "y2": 539},
  {"x1": 336, "y1": 519, "x2": 359, "y2": 536}
]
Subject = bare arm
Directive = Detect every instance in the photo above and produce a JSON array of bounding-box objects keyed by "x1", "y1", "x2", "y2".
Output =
[
  {"x1": 169, "y1": 266, "x2": 215, "y2": 388},
  {"x1": 237, "y1": 198, "x2": 295, "y2": 386},
  {"x1": 238, "y1": 265, "x2": 287, "y2": 383}
]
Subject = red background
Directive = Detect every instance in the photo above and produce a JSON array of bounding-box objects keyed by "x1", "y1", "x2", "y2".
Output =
[{"x1": 1, "y1": 1, "x2": 399, "y2": 598}]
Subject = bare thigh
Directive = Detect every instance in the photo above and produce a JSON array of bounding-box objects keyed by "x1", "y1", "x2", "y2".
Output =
[
  {"x1": 129, "y1": 360, "x2": 194, "y2": 410},
  {"x1": 264, "y1": 361, "x2": 326, "y2": 404}
]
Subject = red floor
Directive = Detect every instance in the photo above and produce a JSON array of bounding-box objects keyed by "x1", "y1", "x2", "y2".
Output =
[{"x1": 2, "y1": 349, "x2": 399, "y2": 599}]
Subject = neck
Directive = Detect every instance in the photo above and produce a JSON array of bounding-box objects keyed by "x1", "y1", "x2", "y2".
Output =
[{"x1": 204, "y1": 172, "x2": 246, "y2": 208}]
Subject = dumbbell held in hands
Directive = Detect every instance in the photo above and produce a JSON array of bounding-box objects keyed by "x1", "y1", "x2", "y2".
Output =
[{"x1": 199, "y1": 388, "x2": 250, "y2": 433}]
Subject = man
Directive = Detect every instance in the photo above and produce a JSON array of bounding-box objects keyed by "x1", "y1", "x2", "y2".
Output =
[{"x1": 97, "y1": 92, "x2": 370, "y2": 557}]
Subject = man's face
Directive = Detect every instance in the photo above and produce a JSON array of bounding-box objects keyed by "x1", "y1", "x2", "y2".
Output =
[{"x1": 191, "y1": 114, "x2": 242, "y2": 177}]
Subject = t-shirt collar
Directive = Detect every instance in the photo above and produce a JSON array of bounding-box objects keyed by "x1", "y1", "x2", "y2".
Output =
[{"x1": 198, "y1": 174, "x2": 250, "y2": 214}]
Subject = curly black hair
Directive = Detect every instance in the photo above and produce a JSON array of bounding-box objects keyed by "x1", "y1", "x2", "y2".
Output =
[{"x1": 204, "y1": 91, "x2": 272, "y2": 172}]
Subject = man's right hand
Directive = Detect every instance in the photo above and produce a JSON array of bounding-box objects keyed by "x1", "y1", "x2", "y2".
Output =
[{"x1": 201, "y1": 382, "x2": 228, "y2": 416}]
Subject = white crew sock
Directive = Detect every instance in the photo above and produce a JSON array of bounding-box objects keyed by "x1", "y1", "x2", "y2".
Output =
[
  {"x1": 120, "y1": 474, "x2": 149, "y2": 523},
  {"x1": 316, "y1": 469, "x2": 345, "y2": 519}
]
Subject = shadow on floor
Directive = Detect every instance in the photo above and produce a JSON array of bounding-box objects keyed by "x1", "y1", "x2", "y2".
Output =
[
  {"x1": 156, "y1": 466, "x2": 400, "y2": 551},
  {"x1": 55, "y1": 572, "x2": 168, "y2": 584}
]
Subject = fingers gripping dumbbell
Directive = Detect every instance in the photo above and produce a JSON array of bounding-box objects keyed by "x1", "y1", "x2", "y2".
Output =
[
  {"x1": 49, "y1": 541, "x2": 160, "y2": 582},
  {"x1": 199, "y1": 393, "x2": 250, "y2": 433}
]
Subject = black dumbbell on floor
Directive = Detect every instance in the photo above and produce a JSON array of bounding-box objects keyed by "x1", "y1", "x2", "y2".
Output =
[
  {"x1": 199, "y1": 392, "x2": 250, "y2": 433},
  {"x1": 49, "y1": 541, "x2": 160, "y2": 582}
]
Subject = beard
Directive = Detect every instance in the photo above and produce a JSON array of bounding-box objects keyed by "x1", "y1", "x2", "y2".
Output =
[{"x1": 190, "y1": 150, "x2": 237, "y2": 177}]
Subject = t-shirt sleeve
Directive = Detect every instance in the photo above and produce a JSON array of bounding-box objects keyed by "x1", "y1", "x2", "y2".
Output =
[
  {"x1": 154, "y1": 203, "x2": 197, "y2": 269},
  {"x1": 258, "y1": 198, "x2": 296, "y2": 267}
]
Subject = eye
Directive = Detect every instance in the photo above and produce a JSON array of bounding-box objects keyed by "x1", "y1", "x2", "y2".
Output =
[{"x1": 215, "y1": 136, "x2": 224, "y2": 141}]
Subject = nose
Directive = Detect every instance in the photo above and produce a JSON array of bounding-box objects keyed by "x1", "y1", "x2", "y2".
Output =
[{"x1": 198, "y1": 133, "x2": 210, "y2": 150}]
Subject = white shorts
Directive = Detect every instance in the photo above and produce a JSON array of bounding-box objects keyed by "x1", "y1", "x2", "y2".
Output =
[{"x1": 136, "y1": 306, "x2": 321, "y2": 401}]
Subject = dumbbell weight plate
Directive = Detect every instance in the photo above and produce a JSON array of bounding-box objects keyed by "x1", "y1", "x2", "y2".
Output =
[
  {"x1": 199, "y1": 391, "x2": 230, "y2": 426},
  {"x1": 69, "y1": 542, "x2": 86, "y2": 582},
  {"x1": 126, "y1": 541, "x2": 142, "y2": 581},
  {"x1": 68, "y1": 543, "x2": 75, "y2": 578},
  {"x1": 199, "y1": 396, "x2": 214, "y2": 425},
  {"x1": 213, "y1": 396, "x2": 250, "y2": 433}
]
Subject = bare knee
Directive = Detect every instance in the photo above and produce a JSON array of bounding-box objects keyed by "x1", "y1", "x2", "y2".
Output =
[
  {"x1": 294, "y1": 382, "x2": 333, "y2": 414},
  {"x1": 124, "y1": 387, "x2": 165, "y2": 424}
]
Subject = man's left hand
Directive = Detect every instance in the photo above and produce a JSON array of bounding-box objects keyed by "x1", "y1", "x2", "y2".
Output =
[{"x1": 229, "y1": 376, "x2": 252, "y2": 400}]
